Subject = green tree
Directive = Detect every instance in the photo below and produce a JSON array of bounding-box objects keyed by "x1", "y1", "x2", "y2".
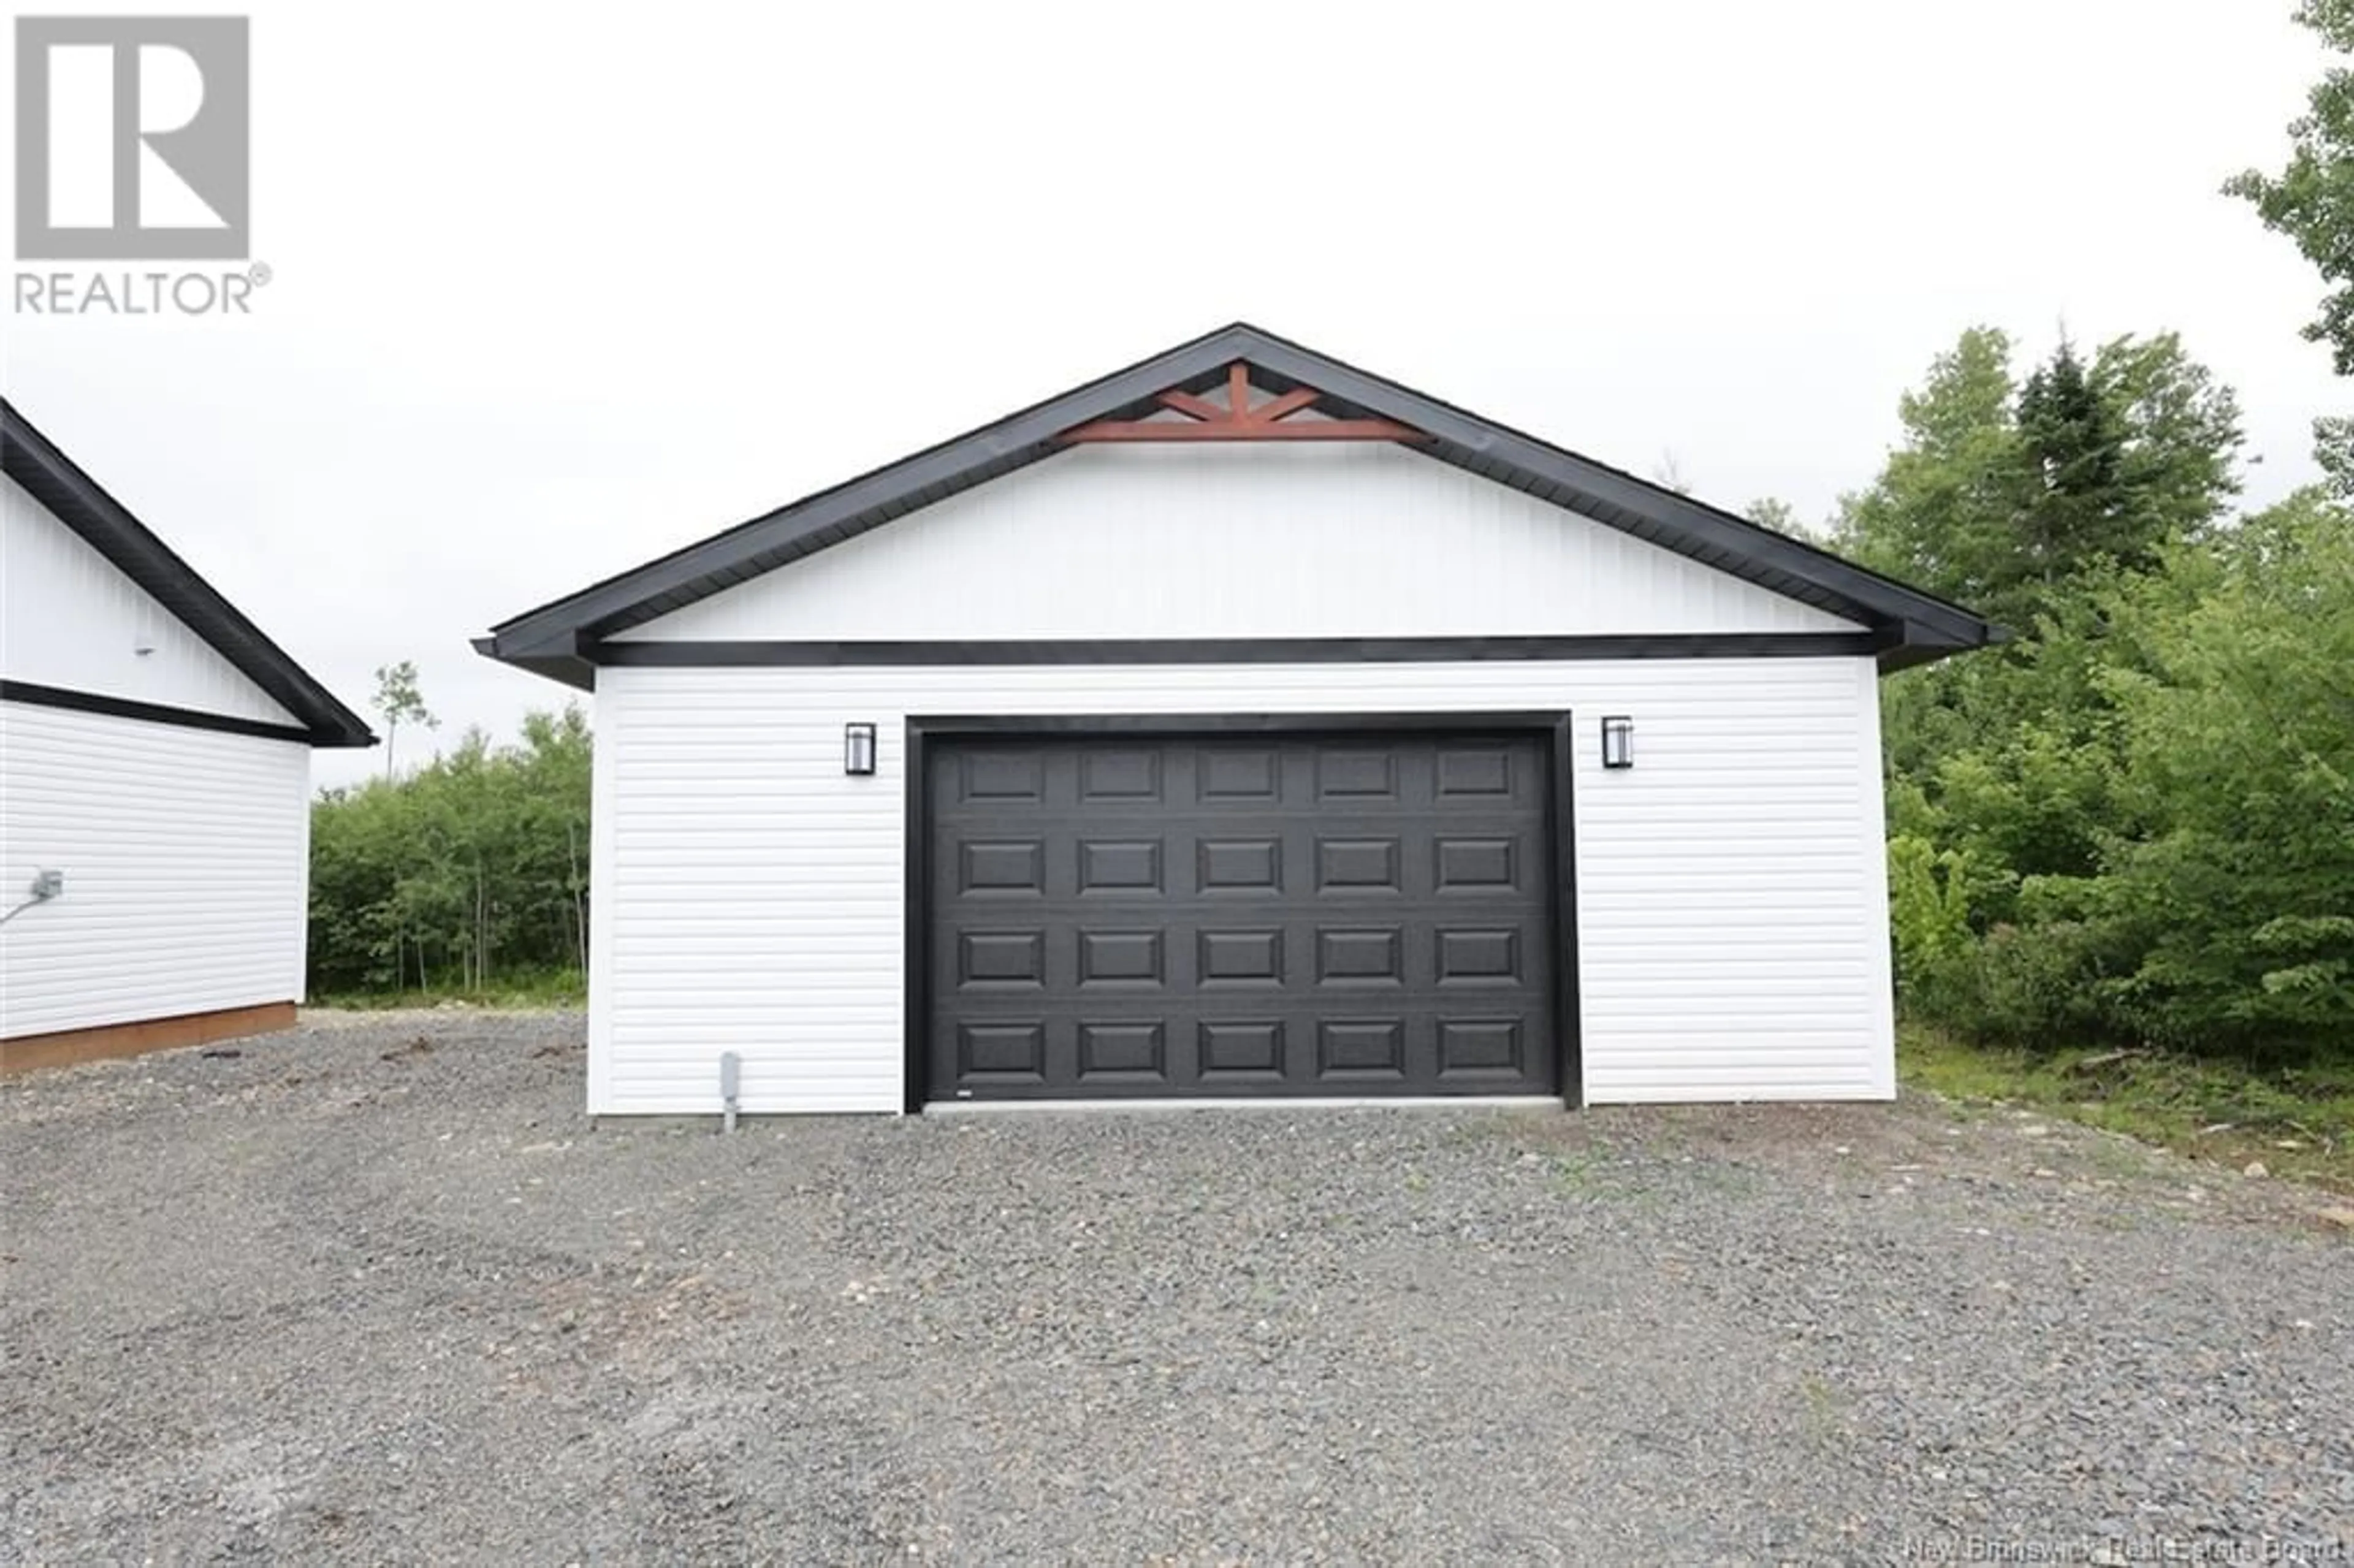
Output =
[
  {"x1": 2227, "y1": 0, "x2": 2354, "y2": 485},
  {"x1": 2228, "y1": 1, "x2": 2354, "y2": 370},
  {"x1": 1745, "y1": 497, "x2": 1805, "y2": 536},
  {"x1": 1833, "y1": 327, "x2": 2025, "y2": 612},
  {"x1": 371, "y1": 660, "x2": 438, "y2": 780},
  {"x1": 2090, "y1": 333, "x2": 2247, "y2": 542},
  {"x1": 2092, "y1": 489, "x2": 2354, "y2": 1052},
  {"x1": 2014, "y1": 340, "x2": 2124, "y2": 583},
  {"x1": 1841, "y1": 327, "x2": 2354, "y2": 1062},
  {"x1": 309, "y1": 704, "x2": 592, "y2": 995},
  {"x1": 1835, "y1": 329, "x2": 2239, "y2": 630},
  {"x1": 1879, "y1": 502, "x2": 2354, "y2": 1059}
]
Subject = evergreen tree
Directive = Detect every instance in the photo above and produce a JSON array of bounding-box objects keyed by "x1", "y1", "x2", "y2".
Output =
[{"x1": 2016, "y1": 340, "x2": 2126, "y2": 588}]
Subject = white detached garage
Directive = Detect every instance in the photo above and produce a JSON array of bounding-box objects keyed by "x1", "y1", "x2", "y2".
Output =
[
  {"x1": 1, "y1": 402, "x2": 375, "y2": 1073},
  {"x1": 478, "y1": 324, "x2": 1994, "y2": 1116}
]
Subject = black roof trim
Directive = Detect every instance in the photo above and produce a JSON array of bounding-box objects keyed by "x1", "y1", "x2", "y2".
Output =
[
  {"x1": 590, "y1": 632, "x2": 1883, "y2": 668},
  {"x1": 2, "y1": 400, "x2": 376, "y2": 747},
  {"x1": 479, "y1": 323, "x2": 1998, "y2": 674},
  {"x1": 1, "y1": 678, "x2": 325, "y2": 745}
]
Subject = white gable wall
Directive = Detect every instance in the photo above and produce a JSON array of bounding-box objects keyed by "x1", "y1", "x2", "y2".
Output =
[
  {"x1": 611, "y1": 444, "x2": 1865, "y2": 643},
  {"x1": 587, "y1": 657, "x2": 1895, "y2": 1114},
  {"x1": 0, "y1": 474, "x2": 300, "y2": 725}
]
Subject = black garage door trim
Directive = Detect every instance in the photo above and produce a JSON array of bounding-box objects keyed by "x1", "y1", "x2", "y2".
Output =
[{"x1": 902, "y1": 712, "x2": 1580, "y2": 1111}]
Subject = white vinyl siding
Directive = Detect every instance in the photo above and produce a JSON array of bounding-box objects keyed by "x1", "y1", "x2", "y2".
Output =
[
  {"x1": 0, "y1": 701, "x2": 310, "y2": 1038},
  {"x1": 0, "y1": 474, "x2": 300, "y2": 726},
  {"x1": 609, "y1": 444, "x2": 1865, "y2": 644},
  {"x1": 588, "y1": 658, "x2": 1894, "y2": 1116}
]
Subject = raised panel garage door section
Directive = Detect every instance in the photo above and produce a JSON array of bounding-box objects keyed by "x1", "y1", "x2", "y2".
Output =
[{"x1": 924, "y1": 731, "x2": 1560, "y2": 1102}]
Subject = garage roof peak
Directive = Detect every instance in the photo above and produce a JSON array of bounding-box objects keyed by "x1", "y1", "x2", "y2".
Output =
[{"x1": 478, "y1": 321, "x2": 1998, "y2": 686}]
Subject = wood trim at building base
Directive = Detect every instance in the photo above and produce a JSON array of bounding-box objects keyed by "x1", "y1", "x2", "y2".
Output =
[{"x1": 1, "y1": 1000, "x2": 299, "y2": 1076}]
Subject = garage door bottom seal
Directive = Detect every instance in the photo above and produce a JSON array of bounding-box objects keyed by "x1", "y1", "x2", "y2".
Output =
[{"x1": 924, "y1": 1095, "x2": 1564, "y2": 1114}]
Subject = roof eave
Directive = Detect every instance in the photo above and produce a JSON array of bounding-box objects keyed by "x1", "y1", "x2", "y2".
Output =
[
  {"x1": 471, "y1": 634, "x2": 596, "y2": 692},
  {"x1": 1874, "y1": 617, "x2": 2009, "y2": 674}
]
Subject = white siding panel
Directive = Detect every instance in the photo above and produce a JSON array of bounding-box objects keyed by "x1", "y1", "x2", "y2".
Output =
[
  {"x1": 0, "y1": 474, "x2": 299, "y2": 725},
  {"x1": 611, "y1": 444, "x2": 1863, "y2": 643},
  {"x1": 590, "y1": 659, "x2": 1894, "y2": 1116},
  {"x1": 0, "y1": 701, "x2": 310, "y2": 1037}
]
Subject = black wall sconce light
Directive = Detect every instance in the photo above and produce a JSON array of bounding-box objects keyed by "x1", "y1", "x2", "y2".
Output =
[
  {"x1": 1600, "y1": 715, "x2": 1635, "y2": 770},
  {"x1": 844, "y1": 721, "x2": 878, "y2": 776}
]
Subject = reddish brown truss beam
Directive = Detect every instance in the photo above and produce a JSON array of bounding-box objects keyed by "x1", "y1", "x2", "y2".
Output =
[
  {"x1": 1155, "y1": 389, "x2": 1231, "y2": 422},
  {"x1": 1061, "y1": 418, "x2": 1428, "y2": 443},
  {"x1": 1061, "y1": 360, "x2": 1426, "y2": 444},
  {"x1": 1249, "y1": 387, "x2": 1322, "y2": 423}
]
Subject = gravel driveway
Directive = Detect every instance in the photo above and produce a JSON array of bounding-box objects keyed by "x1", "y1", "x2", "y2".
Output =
[{"x1": 3, "y1": 1011, "x2": 2349, "y2": 1564}]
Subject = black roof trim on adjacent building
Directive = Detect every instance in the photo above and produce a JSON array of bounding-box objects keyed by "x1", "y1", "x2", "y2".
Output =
[
  {"x1": 0, "y1": 679, "x2": 325, "y2": 745},
  {"x1": 477, "y1": 322, "x2": 2000, "y2": 684},
  {"x1": 1, "y1": 400, "x2": 376, "y2": 748}
]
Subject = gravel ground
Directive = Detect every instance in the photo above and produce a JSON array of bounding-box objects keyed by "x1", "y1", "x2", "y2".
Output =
[{"x1": 3, "y1": 1011, "x2": 2350, "y2": 1565}]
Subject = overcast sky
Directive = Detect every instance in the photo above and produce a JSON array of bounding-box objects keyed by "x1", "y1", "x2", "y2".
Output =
[{"x1": 4, "y1": 0, "x2": 2336, "y2": 788}]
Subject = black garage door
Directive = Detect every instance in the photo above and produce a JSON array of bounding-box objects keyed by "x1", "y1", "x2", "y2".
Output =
[{"x1": 921, "y1": 728, "x2": 1563, "y2": 1102}]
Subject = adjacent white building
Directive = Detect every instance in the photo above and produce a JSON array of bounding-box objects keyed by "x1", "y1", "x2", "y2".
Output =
[
  {"x1": 1, "y1": 402, "x2": 374, "y2": 1071},
  {"x1": 479, "y1": 324, "x2": 1994, "y2": 1116}
]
